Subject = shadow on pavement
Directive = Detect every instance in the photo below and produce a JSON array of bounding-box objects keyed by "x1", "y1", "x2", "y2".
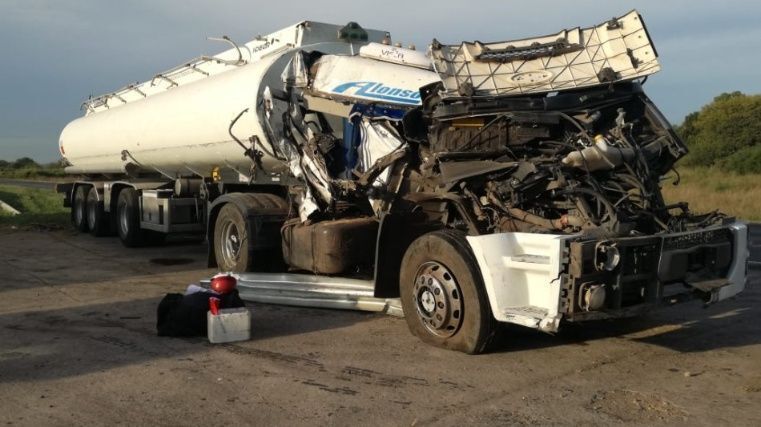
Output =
[
  {"x1": 0, "y1": 298, "x2": 370, "y2": 384},
  {"x1": 0, "y1": 231, "x2": 209, "y2": 294},
  {"x1": 489, "y1": 269, "x2": 760, "y2": 354}
]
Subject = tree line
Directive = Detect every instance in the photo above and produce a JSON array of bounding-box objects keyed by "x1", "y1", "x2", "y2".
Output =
[
  {"x1": 676, "y1": 91, "x2": 761, "y2": 174},
  {"x1": 0, "y1": 157, "x2": 56, "y2": 169},
  {"x1": 0, "y1": 158, "x2": 65, "y2": 178}
]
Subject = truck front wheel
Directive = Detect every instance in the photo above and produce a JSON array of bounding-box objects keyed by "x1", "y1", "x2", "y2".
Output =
[{"x1": 400, "y1": 230, "x2": 495, "y2": 354}]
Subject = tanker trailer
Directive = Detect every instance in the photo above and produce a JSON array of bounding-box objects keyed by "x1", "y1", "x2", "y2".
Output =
[{"x1": 58, "y1": 11, "x2": 748, "y2": 354}]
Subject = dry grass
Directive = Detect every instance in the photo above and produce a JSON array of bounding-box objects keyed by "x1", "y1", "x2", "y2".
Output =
[
  {"x1": 0, "y1": 185, "x2": 69, "y2": 228},
  {"x1": 661, "y1": 167, "x2": 761, "y2": 221}
]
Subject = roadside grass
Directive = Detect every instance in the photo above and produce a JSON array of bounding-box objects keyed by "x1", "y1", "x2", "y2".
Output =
[
  {"x1": 661, "y1": 167, "x2": 761, "y2": 222},
  {"x1": 0, "y1": 166, "x2": 67, "y2": 180},
  {"x1": 0, "y1": 185, "x2": 69, "y2": 228}
]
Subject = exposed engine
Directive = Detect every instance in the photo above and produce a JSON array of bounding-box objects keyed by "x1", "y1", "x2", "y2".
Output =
[
  {"x1": 255, "y1": 12, "x2": 731, "y2": 252},
  {"x1": 272, "y1": 69, "x2": 727, "y2": 250},
  {"x1": 403, "y1": 81, "x2": 728, "y2": 238}
]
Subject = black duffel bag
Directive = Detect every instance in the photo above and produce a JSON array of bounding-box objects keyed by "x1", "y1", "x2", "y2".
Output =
[{"x1": 156, "y1": 290, "x2": 245, "y2": 337}]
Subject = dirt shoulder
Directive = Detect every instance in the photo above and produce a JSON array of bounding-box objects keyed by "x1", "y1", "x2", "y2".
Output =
[{"x1": 0, "y1": 230, "x2": 759, "y2": 426}]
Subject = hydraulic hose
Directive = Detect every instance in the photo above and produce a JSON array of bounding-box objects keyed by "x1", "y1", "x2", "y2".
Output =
[{"x1": 507, "y1": 207, "x2": 585, "y2": 231}]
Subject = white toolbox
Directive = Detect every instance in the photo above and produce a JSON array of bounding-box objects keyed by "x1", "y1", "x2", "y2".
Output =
[{"x1": 207, "y1": 307, "x2": 252, "y2": 344}]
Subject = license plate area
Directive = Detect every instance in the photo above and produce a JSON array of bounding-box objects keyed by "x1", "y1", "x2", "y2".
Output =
[
  {"x1": 564, "y1": 227, "x2": 735, "y2": 317},
  {"x1": 659, "y1": 228, "x2": 733, "y2": 283},
  {"x1": 566, "y1": 237, "x2": 661, "y2": 314}
]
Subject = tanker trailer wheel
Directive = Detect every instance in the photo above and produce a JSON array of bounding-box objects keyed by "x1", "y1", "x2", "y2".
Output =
[
  {"x1": 116, "y1": 187, "x2": 148, "y2": 247},
  {"x1": 213, "y1": 203, "x2": 253, "y2": 272},
  {"x1": 86, "y1": 187, "x2": 111, "y2": 237},
  {"x1": 71, "y1": 185, "x2": 89, "y2": 232},
  {"x1": 399, "y1": 229, "x2": 496, "y2": 354}
]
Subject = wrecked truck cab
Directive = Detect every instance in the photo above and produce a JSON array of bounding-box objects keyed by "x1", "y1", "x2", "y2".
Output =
[
  {"x1": 58, "y1": 12, "x2": 749, "y2": 354},
  {"x1": 404, "y1": 78, "x2": 750, "y2": 334},
  {"x1": 388, "y1": 11, "x2": 749, "y2": 340},
  {"x1": 248, "y1": 10, "x2": 748, "y2": 352}
]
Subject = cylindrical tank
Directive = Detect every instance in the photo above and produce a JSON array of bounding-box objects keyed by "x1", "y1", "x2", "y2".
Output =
[
  {"x1": 57, "y1": 23, "x2": 381, "y2": 178},
  {"x1": 59, "y1": 53, "x2": 283, "y2": 176},
  {"x1": 58, "y1": 34, "x2": 437, "y2": 179}
]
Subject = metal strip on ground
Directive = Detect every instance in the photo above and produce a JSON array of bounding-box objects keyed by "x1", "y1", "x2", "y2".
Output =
[{"x1": 201, "y1": 272, "x2": 404, "y2": 317}]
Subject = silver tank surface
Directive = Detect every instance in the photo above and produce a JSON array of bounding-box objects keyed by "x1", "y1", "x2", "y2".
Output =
[{"x1": 58, "y1": 22, "x2": 392, "y2": 176}]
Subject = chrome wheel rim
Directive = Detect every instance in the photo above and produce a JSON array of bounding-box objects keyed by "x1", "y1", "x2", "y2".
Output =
[
  {"x1": 413, "y1": 261, "x2": 463, "y2": 337},
  {"x1": 220, "y1": 220, "x2": 241, "y2": 264}
]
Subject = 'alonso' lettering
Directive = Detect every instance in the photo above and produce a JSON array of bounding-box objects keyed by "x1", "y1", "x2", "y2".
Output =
[{"x1": 331, "y1": 81, "x2": 421, "y2": 105}]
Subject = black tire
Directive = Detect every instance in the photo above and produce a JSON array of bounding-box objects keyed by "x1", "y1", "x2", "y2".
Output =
[
  {"x1": 72, "y1": 185, "x2": 89, "y2": 232},
  {"x1": 213, "y1": 203, "x2": 253, "y2": 272},
  {"x1": 400, "y1": 229, "x2": 496, "y2": 354},
  {"x1": 116, "y1": 187, "x2": 147, "y2": 247},
  {"x1": 86, "y1": 187, "x2": 111, "y2": 237}
]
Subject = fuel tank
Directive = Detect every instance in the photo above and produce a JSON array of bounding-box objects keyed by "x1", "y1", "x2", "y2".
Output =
[
  {"x1": 60, "y1": 58, "x2": 279, "y2": 175},
  {"x1": 58, "y1": 22, "x2": 395, "y2": 177}
]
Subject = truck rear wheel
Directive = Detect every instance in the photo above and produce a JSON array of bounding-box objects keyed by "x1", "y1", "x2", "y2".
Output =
[
  {"x1": 400, "y1": 229, "x2": 495, "y2": 354},
  {"x1": 213, "y1": 203, "x2": 253, "y2": 272},
  {"x1": 116, "y1": 187, "x2": 148, "y2": 247},
  {"x1": 72, "y1": 185, "x2": 89, "y2": 232},
  {"x1": 86, "y1": 187, "x2": 111, "y2": 237}
]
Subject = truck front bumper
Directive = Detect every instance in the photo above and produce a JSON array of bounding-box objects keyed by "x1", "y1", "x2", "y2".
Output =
[{"x1": 467, "y1": 222, "x2": 749, "y2": 332}]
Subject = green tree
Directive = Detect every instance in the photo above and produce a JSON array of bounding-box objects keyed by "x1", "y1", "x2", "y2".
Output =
[
  {"x1": 680, "y1": 92, "x2": 761, "y2": 173},
  {"x1": 676, "y1": 111, "x2": 699, "y2": 142},
  {"x1": 12, "y1": 157, "x2": 39, "y2": 169}
]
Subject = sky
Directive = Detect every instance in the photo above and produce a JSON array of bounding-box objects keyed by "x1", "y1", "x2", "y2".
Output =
[{"x1": 0, "y1": 1, "x2": 759, "y2": 162}]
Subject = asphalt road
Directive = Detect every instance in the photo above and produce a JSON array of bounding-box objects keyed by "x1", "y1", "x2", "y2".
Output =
[{"x1": 0, "y1": 229, "x2": 759, "y2": 426}]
